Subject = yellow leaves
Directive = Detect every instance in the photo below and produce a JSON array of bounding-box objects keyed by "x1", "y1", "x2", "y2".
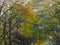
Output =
[
  {"x1": 23, "y1": 3, "x2": 37, "y2": 22},
  {"x1": 24, "y1": 3, "x2": 32, "y2": 12},
  {"x1": 11, "y1": 4, "x2": 23, "y2": 10},
  {"x1": 26, "y1": 11, "x2": 37, "y2": 22},
  {"x1": 36, "y1": 40, "x2": 44, "y2": 45},
  {"x1": 31, "y1": 0, "x2": 36, "y2": 4},
  {"x1": 49, "y1": 36, "x2": 53, "y2": 39},
  {"x1": 11, "y1": 1, "x2": 37, "y2": 38},
  {"x1": 12, "y1": 3, "x2": 37, "y2": 22}
]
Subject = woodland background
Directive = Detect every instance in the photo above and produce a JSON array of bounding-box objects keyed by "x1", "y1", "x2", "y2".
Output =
[{"x1": 0, "y1": 0, "x2": 60, "y2": 45}]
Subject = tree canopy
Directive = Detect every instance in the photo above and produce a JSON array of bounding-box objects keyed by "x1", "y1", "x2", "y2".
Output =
[{"x1": 0, "y1": 0, "x2": 60, "y2": 45}]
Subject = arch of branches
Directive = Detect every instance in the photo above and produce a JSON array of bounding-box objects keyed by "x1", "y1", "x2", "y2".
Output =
[{"x1": 0, "y1": 3, "x2": 40, "y2": 45}]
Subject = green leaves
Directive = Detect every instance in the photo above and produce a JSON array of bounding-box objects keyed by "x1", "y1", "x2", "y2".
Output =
[
  {"x1": 48, "y1": 18, "x2": 59, "y2": 26},
  {"x1": 19, "y1": 22, "x2": 35, "y2": 38}
]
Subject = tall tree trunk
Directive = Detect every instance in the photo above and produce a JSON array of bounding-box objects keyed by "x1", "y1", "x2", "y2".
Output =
[
  {"x1": 9, "y1": 20, "x2": 12, "y2": 45},
  {"x1": 3, "y1": 22, "x2": 7, "y2": 45}
]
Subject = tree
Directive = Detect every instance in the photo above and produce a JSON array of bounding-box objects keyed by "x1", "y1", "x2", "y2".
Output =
[
  {"x1": 0, "y1": 0, "x2": 38, "y2": 45},
  {"x1": 36, "y1": 0, "x2": 60, "y2": 45}
]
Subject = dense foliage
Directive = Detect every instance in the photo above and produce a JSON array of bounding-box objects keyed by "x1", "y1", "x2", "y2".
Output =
[{"x1": 0, "y1": 0, "x2": 60, "y2": 45}]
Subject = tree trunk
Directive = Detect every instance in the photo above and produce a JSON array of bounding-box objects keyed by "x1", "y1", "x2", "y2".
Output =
[{"x1": 3, "y1": 22, "x2": 7, "y2": 45}]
